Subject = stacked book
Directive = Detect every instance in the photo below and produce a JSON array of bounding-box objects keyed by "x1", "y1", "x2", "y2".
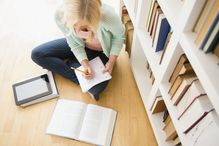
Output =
[
  {"x1": 193, "y1": 0, "x2": 219, "y2": 59},
  {"x1": 162, "y1": 112, "x2": 181, "y2": 145},
  {"x1": 176, "y1": 80, "x2": 213, "y2": 134},
  {"x1": 168, "y1": 54, "x2": 196, "y2": 105},
  {"x1": 121, "y1": 6, "x2": 134, "y2": 56},
  {"x1": 146, "y1": 0, "x2": 171, "y2": 53},
  {"x1": 150, "y1": 95, "x2": 166, "y2": 114},
  {"x1": 168, "y1": 54, "x2": 216, "y2": 136},
  {"x1": 146, "y1": 61, "x2": 155, "y2": 85}
]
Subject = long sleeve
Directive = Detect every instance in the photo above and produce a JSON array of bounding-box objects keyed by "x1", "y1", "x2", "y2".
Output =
[
  {"x1": 102, "y1": 6, "x2": 125, "y2": 56},
  {"x1": 54, "y1": 8, "x2": 88, "y2": 63}
]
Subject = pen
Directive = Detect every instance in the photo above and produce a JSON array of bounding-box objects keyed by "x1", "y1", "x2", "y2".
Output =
[{"x1": 71, "y1": 67, "x2": 89, "y2": 75}]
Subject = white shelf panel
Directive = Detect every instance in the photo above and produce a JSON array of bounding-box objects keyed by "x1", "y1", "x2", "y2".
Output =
[
  {"x1": 136, "y1": 28, "x2": 162, "y2": 81},
  {"x1": 157, "y1": 0, "x2": 184, "y2": 31},
  {"x1": 160, "y1": 83, "x2": 192, "y2": 146},
  {"x1": 123, "y1": 0, "x2": 137, "y2": 27},
  {"x1": 130, "y1": 57, "x2": 152, "y2": 107},
  {"x1": 180, "y1": 32, "x2": 219, "y2": 115}
]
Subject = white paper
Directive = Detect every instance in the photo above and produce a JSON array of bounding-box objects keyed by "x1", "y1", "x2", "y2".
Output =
[{"x1": 75, "y1": 57, "x2": 112, "y2": 92}]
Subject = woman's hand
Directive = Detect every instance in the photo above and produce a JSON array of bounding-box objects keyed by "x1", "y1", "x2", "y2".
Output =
[
  {"x1": 103, "y1": 55, "x2": 117, "y2": 74},
  {"x1": 81, "y1": 59, "x2": 94, "y2": 80}
]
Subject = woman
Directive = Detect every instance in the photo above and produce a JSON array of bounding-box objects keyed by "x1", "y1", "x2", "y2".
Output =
[{"x1": 31, "y1": 0, "x2": 125, "y2": 100}]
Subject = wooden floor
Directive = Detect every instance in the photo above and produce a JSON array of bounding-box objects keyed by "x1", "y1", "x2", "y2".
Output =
[{"x1": 0, "y1": 0, "x2": 157, "y2": 146}]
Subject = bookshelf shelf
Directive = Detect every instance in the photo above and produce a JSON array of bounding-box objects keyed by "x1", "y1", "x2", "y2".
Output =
[
  {"x1": 136, "y1": 29, "x2": 162, "y2": 80},
  {"x1": 160, "y1": 83, "x2": 191, "y2": 146},
  {"x1": 145, "y1": 110, "x2": 173, "y2": 146},
  {"x1": 130, "y1": 37, "x2": 153, "y2": 106},
  {"x1": 121, "y1": 0, "x2": 219, "y2": 145},
  {"x1": 156, "y1": 0, "x2": 184, "y2": 31},
  {"x1": 180, "y1": 32, "x2": 219, "y2": 115}
]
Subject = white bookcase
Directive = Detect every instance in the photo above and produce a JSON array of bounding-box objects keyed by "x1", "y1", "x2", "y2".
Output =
[{"x1": 120, "y1": 0, "x2": 219, "y2": 146}]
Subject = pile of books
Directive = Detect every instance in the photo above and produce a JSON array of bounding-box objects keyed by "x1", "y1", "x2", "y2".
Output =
[
  {"x1": 168, "y1": 54, "x2": 216, "y2": 135},
  {"x1": 146, "y1": 61, "x2": 155, "y2": 85},
  {"x1": 168, "y1": 54, "x2": 196, "y2": 105},
  {"x1": 121, "y1": 6, "x2": 134, "y2": 56},
  {"x1": 162, "y1": 111, "x2": 181, "y2": 145},
  {"x1": 193, "y1": 0, "x2": 219, "y2": 59},
  {"x1": 146, "y1": 0, "x2": 171, "y2": 53}
]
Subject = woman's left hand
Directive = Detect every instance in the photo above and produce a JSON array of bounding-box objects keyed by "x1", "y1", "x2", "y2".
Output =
[
  {"x1": 103, "y1": 61, "x2": 115, "y2": 74},
  {"x1": 102, "y1": 55, "x2": 117, "y2": 74}
]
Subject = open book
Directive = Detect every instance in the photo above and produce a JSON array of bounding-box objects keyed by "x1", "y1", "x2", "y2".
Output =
[
  {"x1": 46, "y1": 99, "x2": 117, "y2": 146},
  {"x1": 75, "y1": 57, "x2": 112, "y2": 92}
]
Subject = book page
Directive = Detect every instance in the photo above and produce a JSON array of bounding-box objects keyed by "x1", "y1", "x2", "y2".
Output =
[
  {"x1": 79, "y1": 104, "x2": 117, "y2": 146},
  {"x1": 75, "y1": 57, "x2": 112, "y2": 92},
  {"x1": 46, "y1": 99, "x2": 87, "y2": 139}
]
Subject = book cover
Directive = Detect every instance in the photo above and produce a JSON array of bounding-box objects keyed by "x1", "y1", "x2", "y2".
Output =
[
  {"x1": 195, "y1": 1, "x2": 219, "y2": 45},
  {"x1": 151, "y1": 96, "x2": 166, "y2": 114},
  {"x1": 169, "y1": 54, "x2": 188, "y2": 84},
  {"x1": 159, "y1": 31, "x2": 172, "y2": 64},
  {"x1": 74, "y1": 57, "x2": 112, "y2": 93},
  {"x1": 199, "y1": 13, "x2": 219, "y2": 52},
  {"x1": 146, "y1": 0, "x2": 155, "y2": 29},
  {"x1": 177, "y1": 80, "x2": 206, "y2": 118},
  {"x1": 148, "y1": 2, "x2": 159, "y2": 34},
  {"x1": 168, "y1": 73, "x2": 196, "y2": 97},
  {"x1": 193, "y1": 0, "x2": 216, "y2": 33},
  {"x1": 163, "y1": 118, "x2": 177, "y2": 141},
  {"x1": 187, "y1": 111, "x2": 219, "y2": 146},
  {"x1": 154, "y1": 17, "x2": 170, "y2": 52},
  {"x1": 152, "y1": 8, "x2": 163, "y2": 45},
  {"x1": 153, "y1": 13, "x2": 165, "y2": 48},
  {"x1": 204, "y1": 22, "x2": 219, "y2": 53},
  {"x1": 171, "y1": 77, "x2": 198, "y2": 106},
  {"x1": 46, "y1": 99, "x2": 117, "y2": 146},
  {"x1": 178, "y1": 95, "x2": 213, "y2": 134}
]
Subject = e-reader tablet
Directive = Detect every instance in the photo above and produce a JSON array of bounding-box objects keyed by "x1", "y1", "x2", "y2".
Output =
[{"x1": 12, "y1": 74, "x2": 52, "y2": 106}]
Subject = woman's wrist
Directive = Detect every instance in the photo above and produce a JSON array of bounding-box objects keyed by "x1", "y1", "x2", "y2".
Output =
[
  {"x1": 81, "y1": 59, "x2": 90, "y2": 68},
  {"x1": 108, "y1": 55, "x2": 117, "y2": 65}
]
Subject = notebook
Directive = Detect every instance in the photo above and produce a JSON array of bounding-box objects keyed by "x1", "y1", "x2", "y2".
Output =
[
  {"x1": 46, "y1": 99, "x2": 117, "y2": 146},
  {"x1": 12, "y1": 71, "x2": 59, "y2": 107},
  {"x1": 75, "y1": 57, "x2": 112, "y2": 92}
]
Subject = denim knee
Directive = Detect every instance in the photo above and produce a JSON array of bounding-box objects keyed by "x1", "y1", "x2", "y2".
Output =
[{"x1": 31, "y1": 47, "x2": 45, "y2": 62}]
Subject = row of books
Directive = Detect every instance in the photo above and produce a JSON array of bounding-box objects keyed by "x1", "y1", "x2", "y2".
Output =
[
  {"x1": 146, "y1": 0, "x2": 171, "y2": 53},
  {"x1": 121, "y1": 6, "x2": 134, "y2": 56},
  {"x1": 146, "y1": 61, "x2": 155, "y2": 85},
  {"x1": 162, "y1": 112, "x2": 181, "y2": 145},
  {"x1": 193, "y1": 0, "x2": 219, "y2": 59},
  {"x1": 168, "y1": 54, "x2": 216, "y2": 134}
]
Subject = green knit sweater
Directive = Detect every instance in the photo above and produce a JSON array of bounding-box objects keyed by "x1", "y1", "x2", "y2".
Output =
[{"x1": 55, "y1": 4, "x2": 125, "y2": 63}]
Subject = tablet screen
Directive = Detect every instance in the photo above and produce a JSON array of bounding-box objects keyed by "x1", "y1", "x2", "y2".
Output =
[
  {"x1": 15, "y1": 78, "x2": 48, "y2": 100},
  {"x1": 13, "y1": 74, "x2": 52, "y2": 105}
]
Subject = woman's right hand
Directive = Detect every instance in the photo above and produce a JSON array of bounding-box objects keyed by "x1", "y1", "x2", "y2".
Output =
[{"x1": 81, "y1": 59, "x2": 94, "y2": 80}]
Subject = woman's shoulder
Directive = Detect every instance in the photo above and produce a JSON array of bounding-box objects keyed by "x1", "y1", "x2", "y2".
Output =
[{"x1": 100, "y1": 4, "x2": 124, "y2": 31}]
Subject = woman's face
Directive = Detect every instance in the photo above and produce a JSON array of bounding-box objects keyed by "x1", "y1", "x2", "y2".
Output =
[{"x1": 74, "y1": 20, "x2": 92, "y2": 32}]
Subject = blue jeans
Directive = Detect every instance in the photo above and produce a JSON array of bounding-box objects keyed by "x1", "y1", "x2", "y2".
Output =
[{"x1": 31, "y1": 38, "x2": 109, "y2": 100}]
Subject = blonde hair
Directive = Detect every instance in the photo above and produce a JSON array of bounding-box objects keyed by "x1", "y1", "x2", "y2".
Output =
[{"x1": 63, "y1": 0, "x2": 102, "y2": 31}]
